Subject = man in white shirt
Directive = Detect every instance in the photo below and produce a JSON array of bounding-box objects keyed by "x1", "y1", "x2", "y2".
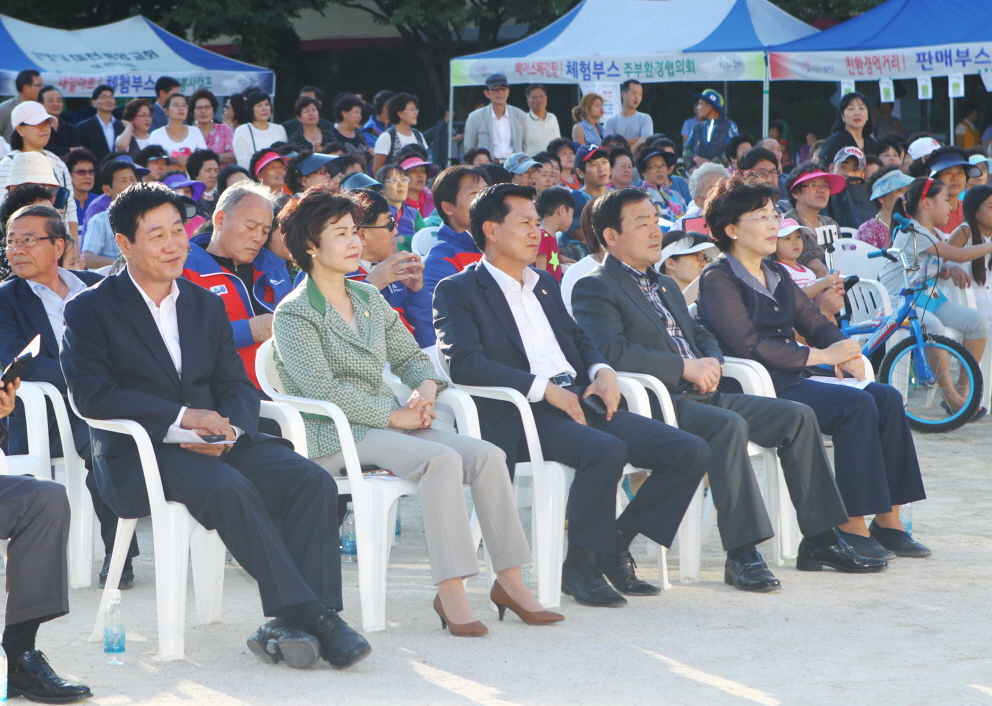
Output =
[
  {"x1": 463, "y1": 73, "x2": 528, "y2": 160},
  {"x1": 603, "y1": 80, "x2": 653, "y2": 149},
  {"x1": 434, "y1": 182, "x2": 710, "y2": 608},
  {"x1": 522, "y1": 84, "x2": 560, "y2": 156}
]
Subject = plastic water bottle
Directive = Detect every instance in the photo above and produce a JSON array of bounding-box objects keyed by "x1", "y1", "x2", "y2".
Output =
[
  {"x1": 393, "y1": 511, "x2": 401, "y2": 546},
  {"x1": 104, "y1": 589, "x2": 125, "y2": 665},
  {"x1": 0, "y1": 647, "x2": 8, "y2": 702},
  {"x1": 341, "y1": 503, "x2": 357, "y2": 563},
  {"x1": 521, "y1": 563, "x2": 532, "y2": 588},
  {"x1": 900, "y1": 503, "x2": 913, "y2": 535}
]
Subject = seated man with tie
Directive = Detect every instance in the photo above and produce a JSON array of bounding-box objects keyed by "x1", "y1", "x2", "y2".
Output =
[
  {"x1": 433, "y1": 183, "x2": 710, "y2": 607},
  {"x1": 60, "y1": 182, "x2": 370, "y2": 670},
  {"x1": 571, "y1": 188, "x2": 887, "y2": 589}
]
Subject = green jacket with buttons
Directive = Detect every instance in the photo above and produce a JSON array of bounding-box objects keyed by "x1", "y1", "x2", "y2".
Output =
[{"x1": 272, "y1": 276, "x2": 446, "y2": 458}]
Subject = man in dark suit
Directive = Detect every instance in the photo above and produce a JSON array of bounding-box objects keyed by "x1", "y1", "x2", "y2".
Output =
[
  {"x1": 0, "y1": 204, "x2": 140, "y2": 588},
  {"x1": 572, "y1": 188, "x2": 886, "y2": 587},
  {"x1": 76, "y1": 85, "x2": 123, "y2": 162},
  {"x1": 60, "y1": 183, "x2": 370, "y2": 669},
  {"x1": 434, "y1": 183, "x2": 709, "y2": 608}
]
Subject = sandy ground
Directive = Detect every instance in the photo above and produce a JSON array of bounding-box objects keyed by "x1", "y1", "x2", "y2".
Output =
[{"x1": 8, "y1": 421, "x2": 992, "y2": 706}]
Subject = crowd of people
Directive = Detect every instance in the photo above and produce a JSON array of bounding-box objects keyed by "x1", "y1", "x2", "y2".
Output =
[{"x1": 2, "y1": 65, "x2": 988, "y2": 700}]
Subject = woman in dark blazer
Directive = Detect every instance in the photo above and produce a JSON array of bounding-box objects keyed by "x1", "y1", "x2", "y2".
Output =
[{"x1": 696, "y1": 178, "x2": 930, "y2": 561}]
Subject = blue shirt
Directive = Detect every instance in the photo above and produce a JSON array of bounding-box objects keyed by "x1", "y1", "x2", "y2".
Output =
[{"x1": 81, "y1": 210, "x2": 119, "y2": 259}]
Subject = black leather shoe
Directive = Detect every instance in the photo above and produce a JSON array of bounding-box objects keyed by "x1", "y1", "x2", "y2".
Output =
[
  {"x1": 724, "y1": 550, "x2": 781, "y2": 592},
  {"x1": 595, "y1": 551, "x2": 661, "y2": 596},
  {"x1": 247, "y1": 617, "x2": 321, "y2": 669},
  {"x1": 8, "y1": 650, "x2": 92, "y2": 704},
  {"x1": 294, "y1": 610, "x2": 371, "y2": 669},
  {"x1": 561, "y1": 562, "x2": 627, "y2": 607},
  {"x1": 837, "y1": 531, "x2": 896, "y2": 560},
  {"x1": 869, "y1": 520, "x2": 932, "y2": 558},
  {"x1": 796, "y1": 535, "x2": 888, "y2": 573},
  {"x1": 98, "y1": 556, "x2": 134, "y2": 590}
]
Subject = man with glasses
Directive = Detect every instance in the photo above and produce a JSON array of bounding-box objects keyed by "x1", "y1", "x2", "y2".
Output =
[
  {"x1": 0, "y1": 70, "x2": 43, "y2": 141},
  {"x1": 77, "y1": 85, "x2": 123, "y2": 162},
  {"x1": 463, "y1": 74, "x2": 527, "y2": 161},
  {"x1": 738, "y1": 146, "x2": 790, "y2": 213},
  {"x1": 0, "y1": 204, "x2": 140, "y2": 590},
  {"x1": 571, "y1": 188, "x2": 854, "y2": 593}
]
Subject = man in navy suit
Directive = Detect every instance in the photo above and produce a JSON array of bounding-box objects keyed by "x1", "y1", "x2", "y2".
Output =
[
  {"x1": 60, "y1": 183, "x2": 370, "y2": 670},
  {"x1": 0, "y1": 204, "x2": 140, "y2": 588},
  {"x1": 75, "y1": 85, "x2": 123, "y2": 163},
  {"x1": 433, "y1": 183, "x2": 709, "y2": 608}
]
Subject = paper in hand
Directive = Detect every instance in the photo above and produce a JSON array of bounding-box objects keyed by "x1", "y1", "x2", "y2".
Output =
[{"x1": 163, "y1": 427, "x2": 233, "y2": 445}]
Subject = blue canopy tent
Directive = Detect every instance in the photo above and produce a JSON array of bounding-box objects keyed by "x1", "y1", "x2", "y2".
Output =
[
  {"x1": 448, "y1": 0, "x2": 818, "y2": 153},
  {"x1": 0, "y1": 15, "x2": 274, "y2": 98}
]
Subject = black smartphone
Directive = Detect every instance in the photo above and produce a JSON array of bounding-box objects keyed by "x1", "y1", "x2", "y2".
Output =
[
  {"x1": 582, "y1": 394, "x2": 608, "y2": 416},
  {"x1": 2, "y1": 335, "x2": 40, "y2": 386},
  {"x1": 200, "y1": 434, "x2": 227, "y2": 443},
  {"x1": 52, "y1": 187, "x2": 71, "y2": 211}
]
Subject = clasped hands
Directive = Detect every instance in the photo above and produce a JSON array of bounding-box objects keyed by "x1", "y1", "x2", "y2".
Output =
[
  {"x1": 180, "y1": 408, "x2": 237, "y2": 457},
  {"x1": 543, "y1": 368, "x2": 621, "y2": 425},
  {"x1": 389, "y1": 380, "x2": 438, "y2": 430},
  {"x1": 681, "y1": 357, "x2": 722, "y2": 394}
]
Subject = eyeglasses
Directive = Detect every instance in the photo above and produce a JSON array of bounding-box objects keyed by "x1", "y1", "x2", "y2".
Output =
[
  {"x1": 364, "y1": 219, "x2": 397, "y2": 231},
  {"x1": 71, "y1": 168, "x2": 96, "y2": 176},
  {"x1": 383, "y1": 176, "x2": 410, "y2": 184},
  {"x1": 737, "y1": 213, "x2": 782, "y2": 226},
  {"x1": 750, "y1": 167, "x2": 781, "y2": 177},
  {"x1": 4, "y1": 235, "x2": 56, "y2": 251},
  {"x1": 802, "y1": 181, "x2": 831, "y2": 192}
]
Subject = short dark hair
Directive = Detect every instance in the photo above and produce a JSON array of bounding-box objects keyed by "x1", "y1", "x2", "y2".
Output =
[
  {"x1": 433, "y1": 164, "x2": 487, "y2": 227},
  {"x1": 387, "y1": 93, "x2": 418, "y2": 125},
  {"x1": 620, "y1": 79, "x2": 642, "y2": 93},
  {"x1": 15, "y1": 70, "x2": 40, "y2": 94},
  {"x1": 469, "y1": 183, "x2": 535, "y2": 252},
  {"x1": 5, "y1": 201, "x2": 67, "y2": 243},
  {"x1": 372, "y1": 90, "x2": 395, "y2": 115},
  {"x1": 535, "y1": 186, "x2": 575, "y2": 219},
  {"x1": 65, "y1": 148, "x2": 98, "y2": 173},
  {"x1": 293, "y1": 96, "x2": 320, "y2": 119},
  {"x1": 101, "y1": 160, "x2": 139, "y2": 190},
  {"x1": 37, "y1": 85, "x2": 59, "y2": 105},
  {"x1": 284, "y1": 150, "x2": 313, "y2": 194},
  {"x1": 479, "y1": 162, "x2": 512, "y2": 185},
  {"x1": 463, "y1": 148, "x2": 492, "y2": 165},
  {"x1": 188, "y1": 89, "x2": 219, "y2": 119},
  {"x1": 704, "y1": 178, "x2": 777, "y2": 252},
  {"x1": 333, "y1": 93, "x2": 363, "y2": 123},
  {"x1": 122, "y1": 98, "x2": 151, "y2": 123},
  {"x1": 525, "y1": 84, "x2": 547, "y2": 98},
  {"x1": 346, "y1": 188, "x2": 390, "y2": 227},
  {"x1": 279, "y1": 187, "x2": 360, "y2": 273},
  {"x1": 396, "y1": 143, "x2": 429, "y2": 164},
  {"x1": 608, "y1": 147, "x2": 633, "y2": 167},
  {"x1": 905, "y1": 175, "x2": 946, "y2": 217},
  {"x1": 592, "y1": 188, "x2": 651, "y2": 247},
  {"x1": 109, "y1": 182, "x2": 187, "y2": 243},
  {"x1": 876, "y1": 137, "x2": 905, "y2": 157},
  {"x1": 785, "y1": 160, "x2": 826, "y2": 206},
  {"x1": 217, "y1": 164, "x2": 251, "y2": 197},
  {"x1": 738, "y1": 146, "x2": 778, "y2": 172},
  {"x1": 724, "y1": 133, "x2": 755, "y2": 163},
  {"x1": 135, "y1": 144, "x2": 169, "y2": 166},
  {"x1": 602, "y1": 134, "x2": 628, "y2": 151},
  {"x1": 245, "y1": 91, "x2": 271, "y2": 119},
  {"x1": 186, "y1": 149, "x2": 220, "y2": 180},
  {"x1": 547, "y1": 137, "x2": 575, "y2": 155},
  {"x1": 299, "y1": 85, "x2": 324, "y2": 102},
  {"x1": 321, "y1": 142, "x2": 346, "y2": 155},
  {"x1": 155, "y1": 76, "x2": 181, "y2": 97},
  {"x1": 92, "y1": 84, "x2": 114, "y2": 100},
  {"x1": 533, "y1": 151, "x2": 561, "y2": 169},
  {"x1": 335, "y1": 154, "x2": 366, "y2": 174}
]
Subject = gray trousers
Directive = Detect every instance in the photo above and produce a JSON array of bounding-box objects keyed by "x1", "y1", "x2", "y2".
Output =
[
  {"x1": 315, "y1": 428, "x2": 531, "y2": 585},
  {"x1": 673, "y1": 391, "x2": 850, "y2": 551},
  {"x1": 0, "y1": 475, "x2": 70, "y2": 625}
]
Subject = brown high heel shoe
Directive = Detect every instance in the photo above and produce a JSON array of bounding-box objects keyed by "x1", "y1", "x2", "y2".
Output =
[
  {"x1": 433, "y1": 594, "x2": 488, "y2": 637},
  {"x1": 490, "y1": 580, "x2": 565, "y2": 625}
]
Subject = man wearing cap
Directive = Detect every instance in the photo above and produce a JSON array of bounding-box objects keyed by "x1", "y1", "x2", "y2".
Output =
[
  {"x1": 573, "y1": 188, "x2": 857, "y2": 592},
  {"x1": 826, "y1": 146, "x2": 874, "y2": 228},
  {"x1": 182, "y1": 180, "x2": 292, "y2": 389},
  {"x1": 0, "y1": 69, "x2": 42, "y2": 142},
  {"x1": 523, "y1": 84, "x2": 561, "y2": 157},
  {"x1": 463, "y1": 74, "x2": 528, "y2": 161},
  {"x1": 77, "y1": 85, "x2": 123, "y2": 163},
  {"x1": 603, "y1": 80, "x2": 653, "y2": 149},
  {"x1": 401, "y1": 155, "x2": 439, "y2": 218},
  {"x1": 686, "y1": 90, "x2": 738, "y2": 167},
  {"x1": 82, "y1": 158, "x2": 146, "y2": 268},
  {"x1": 566, "y1": 144, "x2": 612, "y2": 237},
  {"x1": 505, "y1": 153, "x2": 542, "y2": 188}
]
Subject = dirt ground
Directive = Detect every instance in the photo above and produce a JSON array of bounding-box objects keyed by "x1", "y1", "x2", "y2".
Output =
[{"x1": 8, "y1": 420, "x2": 992, "y2": 706}]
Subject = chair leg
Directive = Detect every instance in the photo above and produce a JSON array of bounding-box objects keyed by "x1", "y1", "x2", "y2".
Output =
[
  {"x1": 90, "y1": 518, "x2": 138, "y2": 642},
  {"x1": 653, "y1": 542, "x2": 671, "y2": 590},
  {"x1": 190, "y1": 526, "x2": 226, "y2": 625},
  {"x1": 531, "y1": 468, "x2": 566, "y2": 609},
  {"x1": 353, "y1": 492, "x2": 391, "y2": 633},
  {"x1": 678, "y1": 481, "x2": 704, "y2": 583},
  {"x1": 150, "y1": 512, "x2": 195, "y2": 661}
]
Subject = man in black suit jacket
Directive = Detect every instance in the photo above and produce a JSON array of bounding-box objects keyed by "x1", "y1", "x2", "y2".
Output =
[
  {"x1": 0, "y1": 204, "x2": 140, "y2": 587},
  {"x1": 572, "y1": 188, "x2": 885, "y2": 587},
  {"x1": 60, "y1": 183, "x2": 370, "y2": 670},
  {"x1": 434, "y1": 183, "x2": 709, "y2": 608},
  {"x1": 75, "y1": 85, "x2": 123, "y2": 163}
]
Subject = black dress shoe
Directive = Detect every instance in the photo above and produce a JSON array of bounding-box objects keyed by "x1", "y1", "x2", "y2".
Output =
[
  {"x1": 8, "y1": 650, "x2": 92, "y2": 704},
  {"x1": 724, "y1": 550, "x2": 781, "y2": 592},
  {"x1": 595, "y1": 551, "x2": 661, "y2": 596},
  {"x1": 837, "y1": 531, "x2": 896, "y2": 560},
  {"x1": 293, "y1": 610, "x2": 371, "y2": 669},
  {"x1": 98, "y1": 556, "x2": 134, "y2": 590},
  {"x1": 796, "y1": 535, "x2": 888, "y2": 573},
  {"x1": 247, "y1": 617, "x2": 321, "y2": 669},
  {"x1": 869, "y1": 520, "x2": 932, "y2": 558},
  {"x1": 560, "y1": 562, "x2": 627, "y2": 607}
]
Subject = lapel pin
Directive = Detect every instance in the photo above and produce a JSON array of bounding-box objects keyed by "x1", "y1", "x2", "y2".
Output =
[
  {"x1": 661, "y1": 286, "x2": 667, "y2": 292},
  {"x1": 541, "y1": 289, "x2": 547, "y2": 295},
  {"x1": 364, "y1": 311, "x2": 370, "y2": 317}
]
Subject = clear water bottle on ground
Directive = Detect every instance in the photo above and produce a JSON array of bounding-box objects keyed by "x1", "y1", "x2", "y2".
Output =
[
  {"x1": 0, "y1": 647, "x2": 8, "y2": 702},
  {"x1": 900, "y1": 503, "x2": 913, "y2": 534},
  {"x1": 394, "y1": 511, "x2": 401, "y2": 546},
  {"x1": 104, "y1": 589, "x2": 125, "y2": 665},
  {"x1": 521, "y1": 563, "x2": 532, "y2": 588},
  {"x1": 341, "y1": 503, "x2": 357, "y2": 563}
]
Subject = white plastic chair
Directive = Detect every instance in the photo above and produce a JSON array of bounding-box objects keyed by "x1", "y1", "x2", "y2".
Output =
[
  {"x1": 838, "y1": 227, "x2": 858, "y2": 239},
  {"x1": 256, "y1": 338, "x2": 482, "y2": 632},
  {"x1": 410, "y1": 227, "x2": 440, "y2": 257},
  {"x1": 831, "y1": 239, "x2": 886, "y2": 280},
  {"x1": 845, "y1": 280, "x2": 894, "y2": 346}
]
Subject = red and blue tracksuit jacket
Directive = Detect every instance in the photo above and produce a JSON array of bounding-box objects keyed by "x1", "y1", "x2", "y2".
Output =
[{"x1": 182, "y1": 233, "x2": 292, "y2": 388}]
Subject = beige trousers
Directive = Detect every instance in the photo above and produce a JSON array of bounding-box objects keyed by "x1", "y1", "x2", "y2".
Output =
[{"x1": 315, "y1": 428, "x2": 531, "y2": 585}]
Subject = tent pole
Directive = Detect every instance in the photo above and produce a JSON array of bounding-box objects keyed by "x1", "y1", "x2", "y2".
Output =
[
  {"x1": 762, "y1": 60, "x2": 770, "y2": 138},
  {"x1": 948, "y1": 87, "x2": 954, "y2": 146},
  {"x1": 448, "y1": 80, "x2": 455, "y2": 167}
]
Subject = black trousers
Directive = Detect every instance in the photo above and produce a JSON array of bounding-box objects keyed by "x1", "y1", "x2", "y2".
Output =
[
  {"x1": 526, "y1": 390, "x2": 709, "y2": 555},
  {"x1": 779, "y1": 380, "x2": 926, "y2": 517},
  {"x1": 156, "y1": 436, "x2": 342, "y2": 616},
  {"x1": 673, "y1": 391, "x2": 850, "y2": 550}
]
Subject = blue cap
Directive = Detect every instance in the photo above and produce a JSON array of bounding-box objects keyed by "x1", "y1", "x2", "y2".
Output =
[
  {"x1": 504, "y1": 153, "x2": 541, "y2": 175},
  {"x1": 693, "y1": 89, "x2": 726, "y2": 114},
  {"x1": 299, "y1": 153, "x2": 345, "y2": 178},
  {"x1": 869, "y1": 170, "x2": 915, "y2": 201},
  {"x1": 575, "y1": 143, "x2": 610, "y2": 165},
  {"x1": 340, "y1": 172, "x2": 383, "y2": 192},
  {"x1": 929, "y1": 156, "x2": 981, "y2": 179}
]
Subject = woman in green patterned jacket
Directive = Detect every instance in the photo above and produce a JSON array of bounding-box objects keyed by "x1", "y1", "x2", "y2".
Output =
[{"x1": 272, "y1": 187, "x2": 563, "y2": 636}]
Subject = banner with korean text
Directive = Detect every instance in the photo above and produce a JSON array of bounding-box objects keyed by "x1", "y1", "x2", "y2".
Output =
[{"x1": 770, "y1": 43, "x2": 992, "y2": 81}]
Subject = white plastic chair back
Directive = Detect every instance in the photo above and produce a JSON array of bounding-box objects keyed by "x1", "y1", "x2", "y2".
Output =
[
  {"x1": 411, "y1": 227, "x2": 440, "y2": 257},
  {"x1": 832, "y1": 239, "x2": 885, "y2": 280},
  {"x1": 838, "y1": 227, "x2": 858, "y2": 239}
]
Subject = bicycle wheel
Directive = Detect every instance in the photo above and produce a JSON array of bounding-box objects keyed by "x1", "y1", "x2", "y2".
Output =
[{"x1": 879, "y1": 333, "x2": 983, "y2": 433}]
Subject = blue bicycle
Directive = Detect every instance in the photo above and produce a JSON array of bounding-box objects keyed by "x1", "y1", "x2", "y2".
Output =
[{"x1": 839, "y1": 246, "x2": 982, "y2": 433}]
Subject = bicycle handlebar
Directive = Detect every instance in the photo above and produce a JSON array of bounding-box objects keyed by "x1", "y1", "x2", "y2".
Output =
[{"x1": 867, "y1": 248, "x2": 900, "y2": 262}]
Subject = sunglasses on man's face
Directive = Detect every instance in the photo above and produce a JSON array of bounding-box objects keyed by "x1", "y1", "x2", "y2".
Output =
[{"x1": 363, "y1": 219, "x2": 397, "y2": 231}]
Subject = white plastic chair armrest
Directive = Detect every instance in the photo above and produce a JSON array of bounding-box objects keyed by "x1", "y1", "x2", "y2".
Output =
[
  {"x1": 454, "y1": 385, "x2": 549, "y2": 467},
  {"x1": 614, "y1": 375, "x2": 652, "y2": 418},
  {"x1": 382, "y1": 370, "x2": 480, "y2": 437},
  {"x1": 259, "y1": 400, "x2": 309, "y2": 458},
  {"x1": 722, "y1": 357, "x2": 776, "y2": 398},
  {"x1": 15, "y1": 382, "x2": 51, "y2": 470},
  {"x1": 73, "y1": 415, "x2": 168, "y2": 510},
  {"x1": 614, "y1": 372, "x2": 677, "y2": 427}
]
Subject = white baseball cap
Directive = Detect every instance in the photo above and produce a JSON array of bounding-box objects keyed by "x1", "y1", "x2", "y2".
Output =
[
  {"x1": 10, "y1": 101, "x2": 57, "y2": 130},
  {"x1": 660, "y1": 234, "x2": 716, "y2": 264},
  {"x1": 907, "y1": 137, "x2": 940, "y2": 162}
]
